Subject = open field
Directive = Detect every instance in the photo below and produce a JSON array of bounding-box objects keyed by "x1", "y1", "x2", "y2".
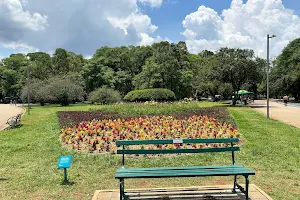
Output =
[{"x1": 1, "y1": 102, "x2": 300, "y2": 200}]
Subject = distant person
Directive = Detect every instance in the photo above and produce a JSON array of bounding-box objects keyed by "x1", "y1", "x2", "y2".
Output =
[
  {"x1": 283, "y1": 95, "x2": 289, "y2": 106},
  {"x1": 243, "y1": 95, "x2": 248, "y2": 105}
]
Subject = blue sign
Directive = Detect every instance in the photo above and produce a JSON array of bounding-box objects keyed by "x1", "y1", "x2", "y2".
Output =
[{"x1": 57, "y1": 156, "x2": 72, "y2": 169}]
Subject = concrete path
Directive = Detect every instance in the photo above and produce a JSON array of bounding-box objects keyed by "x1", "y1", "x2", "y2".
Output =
[
  {"x1": 250, "y1": 100, "x2": 300, "y2": 128},
  {"x1": 0, "y1": 104, "x2": 24, "y2": 130}
]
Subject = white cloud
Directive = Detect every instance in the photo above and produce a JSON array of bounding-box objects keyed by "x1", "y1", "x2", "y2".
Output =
[
  {"x1": 2, "y1": 42, "x2": 39, "y2": 52},
  {"x1": 182, "y1": 0, "x2": 300, "y2": 58},
  {"x1": 0, "y1": 0, "x2": 162, "y2": 56},
  {"x1": 182, "y1": 6, "x2": 222, "y2": 40},
  {"x1": 107, "y1": 13, "x2": 158, "y2": 35},
  {"x1": 138, "y1": 0, "x2": 163, "y2": 8},
  {"x1": 138, "y1": 33, "x2": 171, "y2": 46},
  {"x1": 0, "y1": 0, "x2": 47, "y2": 31}
]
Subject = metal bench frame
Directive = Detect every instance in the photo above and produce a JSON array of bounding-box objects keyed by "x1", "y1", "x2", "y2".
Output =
[
  {"x1": 116, "y1": 138, "x2": 255, "y2": 200},
  {"x1": 7, "y1": 114, "x2": 21, "y2": 129}
]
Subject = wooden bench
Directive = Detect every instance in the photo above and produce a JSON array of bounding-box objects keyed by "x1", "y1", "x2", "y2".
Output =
[
  {"x1": 6, "y1": 114, "x2": 21, "y2": 129},
  {"x1": 116, "y1": 138, "x2": 255, "y2": 200}
]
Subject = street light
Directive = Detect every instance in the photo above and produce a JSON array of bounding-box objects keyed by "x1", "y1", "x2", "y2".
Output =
[
  {"x1": 267, "y1": 34, "x2": 276, "y2": 119},
  {"x1": 26, "y1": 56, "x2": 30, "y2": 115}
]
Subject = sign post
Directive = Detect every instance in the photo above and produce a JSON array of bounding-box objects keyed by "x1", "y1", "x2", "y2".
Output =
[{"x1": 57, "y1": 155, "x2": 72, "y2": 183}]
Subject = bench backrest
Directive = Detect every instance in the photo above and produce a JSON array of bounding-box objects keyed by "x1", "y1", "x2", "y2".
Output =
[{"x1": 117, "y1": 138, "x2": 239, "y2": 167}]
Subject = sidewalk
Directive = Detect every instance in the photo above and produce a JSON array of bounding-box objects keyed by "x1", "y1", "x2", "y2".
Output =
[
  {"x1": 250, "y1": 100, "x2": 300, "y2": 128},
  {"x1": 0, "y1": 104, "x2": 24, "y2": 130}
]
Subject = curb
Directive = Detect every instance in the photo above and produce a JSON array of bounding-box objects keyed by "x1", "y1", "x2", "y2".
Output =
[{"x1": 276, "y1": 101, "x2": 300, "y2": 108}]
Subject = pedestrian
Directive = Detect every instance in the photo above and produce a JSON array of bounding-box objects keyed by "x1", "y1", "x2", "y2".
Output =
[
  {"x1": 283, "y1": 95, "x2": 289, "y2": 106},
  {"x1": 243, "y1": 95, "x2": 248, "y2": 105}
]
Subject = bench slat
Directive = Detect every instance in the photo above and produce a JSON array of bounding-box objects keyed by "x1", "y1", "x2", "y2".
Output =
[
  {"x1": 116, "y1": 165, "x2": 255, "y2": 179},
  {"x1": 116, "y1": 138, "x2": 239, "y2": 146},
  {"x1": 117, "y1": 164, "x2": 243, "y2": 172},
  {"x1": 117, "y1": 147, "x2": 239, "y2": 154}
]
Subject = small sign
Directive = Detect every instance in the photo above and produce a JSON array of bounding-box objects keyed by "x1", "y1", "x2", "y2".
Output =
[
  {"x1": 58, "y1": 156, "x2": 72, "y2": 169},
  {"x1": 173, "y1": 139, "x2": 183, "y2": 144}
]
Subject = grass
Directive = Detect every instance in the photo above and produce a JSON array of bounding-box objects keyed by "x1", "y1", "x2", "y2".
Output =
[{"x1": 0, "y1": 102, "x2": 300, "y2": 200}]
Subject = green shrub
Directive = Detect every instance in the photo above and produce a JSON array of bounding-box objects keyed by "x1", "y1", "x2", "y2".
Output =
[
  {"x1": 46, "y1": 75, "x2": 85, "y2": 106},
  {"x1": 88, "y1": 87, "x2": 121, "y2": 104},
  {"x1": 21, "y1": 75, "x2": 85, "y2": 106},
  {"x1": 124, "y1": 88, "x2": 175, "y2": 102},
  {"x1": 21, "y1": 79, "x2": 50, "y2": 106}
]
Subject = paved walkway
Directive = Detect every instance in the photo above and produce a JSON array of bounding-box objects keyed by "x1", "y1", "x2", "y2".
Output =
[
  {"x1": 250, "y1": 100, "x2": 300, "y2": 128},
  {"x1": 0, "y1": 104, "x2": 24, "y2": 130}
]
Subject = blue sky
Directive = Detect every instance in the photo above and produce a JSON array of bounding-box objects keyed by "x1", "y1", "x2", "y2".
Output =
[
  {"x1": 1, "y1": 0, "x2": 300, "y2": 59},
  {"x1": 141, "y1": 0, "x2": 300, "y2": 43},
  {"x1": 140, "y1": 0, "x2": 235, "y2": 42}
]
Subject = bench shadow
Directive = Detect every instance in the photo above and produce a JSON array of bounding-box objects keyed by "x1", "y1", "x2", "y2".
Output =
[{"x1": 125, "y1": 188, "x2": 252, "y2": 200}]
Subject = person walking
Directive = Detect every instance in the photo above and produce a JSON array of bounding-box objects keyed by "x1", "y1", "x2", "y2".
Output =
[{"x1": 283, "y1": 95, "x2": 289, "y2": 106}]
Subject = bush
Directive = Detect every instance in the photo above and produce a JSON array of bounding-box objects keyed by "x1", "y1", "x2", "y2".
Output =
[
  {"x1": 21, "y1": 75, "x2": 85, "y2": 106},
  {"x1": 88, "y1": 87, "x2": 121, "y2": 104},
  {"x1": 21, "y1": 79, "x2": 51, "y2": 106},
  {"x1": 46, "y1": 75, "x2": 85, "y2": 106},
  {"x1": 124, "y1": 88, "x2": 175, "y2": 102}
]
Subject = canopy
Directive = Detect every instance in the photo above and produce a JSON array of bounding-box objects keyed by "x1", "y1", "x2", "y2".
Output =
[{"x1": 238, "y1": 90, "x2": 253, "y2": 95}]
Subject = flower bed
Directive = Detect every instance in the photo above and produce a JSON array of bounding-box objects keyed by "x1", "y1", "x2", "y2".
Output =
[
  {"x1": 57, "y1": 107, "x2": 234, "y2": 128},
  {"x1": 60, "y1": 115, "x2": 240, "y2": 154}
]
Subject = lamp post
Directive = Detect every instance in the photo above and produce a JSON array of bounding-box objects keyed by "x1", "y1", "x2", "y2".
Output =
[
  {"x1": 267, "y1": 34, "x2": 276, "y2": 119},
  {"x1": 26, "y1": 56, "x2": 30, "y2": 115}
]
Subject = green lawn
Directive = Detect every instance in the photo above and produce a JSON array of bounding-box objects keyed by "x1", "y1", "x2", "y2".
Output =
[{"x1": 1, "y1": 103, "x2": 300, "y2": 200}]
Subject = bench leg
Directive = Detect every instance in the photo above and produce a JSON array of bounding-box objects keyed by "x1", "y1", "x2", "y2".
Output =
[
  {"x1": 232, "y1": 175, "x2": 237, "y2": 193},
  {"x1": 245, "y1": 175, "x2": 249, "y2": 200},
  {"x1": 120, "y1": 179, "x2": 124, "y2": 200}
]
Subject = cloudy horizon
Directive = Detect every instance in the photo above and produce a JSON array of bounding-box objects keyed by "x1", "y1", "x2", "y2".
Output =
[{"x1": 0, "y1": 0, "x2": 300, "y2": 59}]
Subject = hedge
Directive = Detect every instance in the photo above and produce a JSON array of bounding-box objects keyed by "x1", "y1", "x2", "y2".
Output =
[{"x1": 124, "y1": 88, "x2": 175, "y2": 102}]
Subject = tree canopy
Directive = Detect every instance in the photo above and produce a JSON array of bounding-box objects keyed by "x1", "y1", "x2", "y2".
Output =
[{"x1": 2, "y1": 38, "x2": 297, "y2": 104}]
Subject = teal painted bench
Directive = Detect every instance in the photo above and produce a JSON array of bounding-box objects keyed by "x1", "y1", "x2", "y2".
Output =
[{"x1": 116, "y1": 138, "x2": 255, "y2": 200}]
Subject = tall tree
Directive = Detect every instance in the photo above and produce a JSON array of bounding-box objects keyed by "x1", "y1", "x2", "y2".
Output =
[
  {"x1": 0, "y1": 54, "x2": 28, "y2": 97},
  {"x1": 272, "y1": 38, "x2": 300, "y2": 101},
  {"x1": 27, "y1": 52, "x2": 52, "y2": 79},
  {"x1": 213, "y1": 48, "x2": 264, "y2": 93},
  {"x1": 52, "y1": 48, "x2": 69, "y2": 74}
]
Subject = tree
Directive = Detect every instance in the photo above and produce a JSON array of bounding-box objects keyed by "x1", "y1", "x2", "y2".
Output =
[
  {"x1": 27, "y1": 52, "x2": 52, "y2": 79},
  {"x1": 213, "y1": 48, "x2": 265, "y2": 103},
  {"x1": 0, "y1": 54, "x2": 28, "y2": 97},
  {"x1": 21, "y1": 79, "x2": 50, "y2": 106},
  {"x1": 81, "y1": 59, "x2": 115, "y2": 93},
  {"x1": 46, "y1": 75, "x2": 85, "y2": 106},
  {"x1": 133, "y1": 58, "x2": 163, "y2": 89},
  {"x1": 272, "y1": 38, "x2": 300, "y2": 101},
  {"x1": 52, "y1": 48, "x2": 69, "y2": 74},
  {"x1": 67, "y1": 52, "x2": 85, "y2": 72}
]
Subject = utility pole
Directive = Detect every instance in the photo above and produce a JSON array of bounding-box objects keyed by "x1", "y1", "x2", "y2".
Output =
[
  {"x1": 267, "y1": 34, "x2": 276, "y2": 119},
  {"x1": 26, "y1": 57, "x2": 30, "y2": 115}
]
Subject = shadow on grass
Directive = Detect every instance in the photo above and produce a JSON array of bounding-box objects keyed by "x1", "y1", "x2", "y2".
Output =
[{"x1": 61, "y1": 180, "x2": 75, "y2": 186}]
